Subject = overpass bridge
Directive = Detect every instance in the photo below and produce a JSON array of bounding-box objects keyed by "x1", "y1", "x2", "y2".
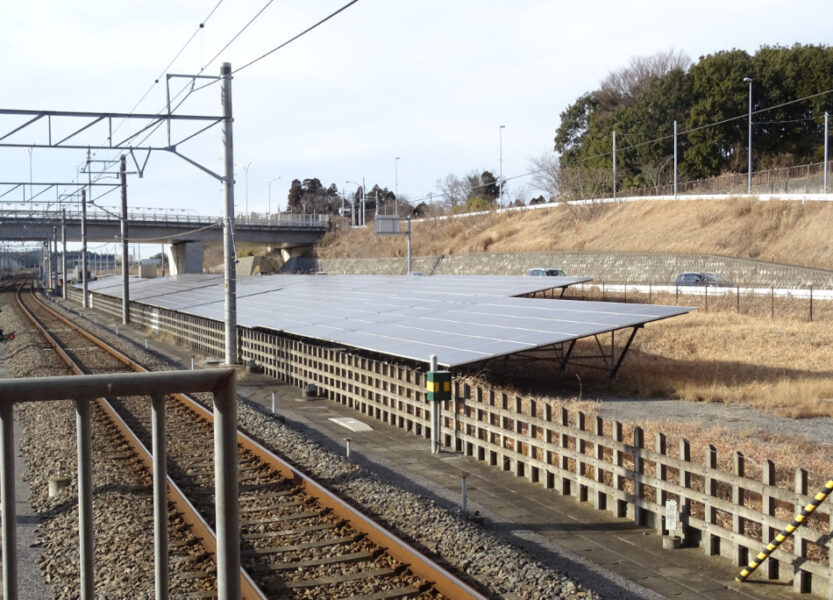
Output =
[{"x1": 0, "y1": 207, "x2": 329, "y2": 273}]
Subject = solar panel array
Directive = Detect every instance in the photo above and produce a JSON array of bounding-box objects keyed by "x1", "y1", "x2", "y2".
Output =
[{"x1": 84, "y1": 274, "x2": 693, "y2": 367}]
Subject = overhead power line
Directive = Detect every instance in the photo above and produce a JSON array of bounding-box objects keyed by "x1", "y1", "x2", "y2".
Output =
[{"x1": 235, "y1": 0, "x2": 360, "y2": 75}]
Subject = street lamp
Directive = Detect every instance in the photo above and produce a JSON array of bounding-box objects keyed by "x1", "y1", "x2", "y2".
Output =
[
  {"x1": 243, "y1": 162, "x2": 252, "y2": 216},
  {"x1": 499, "y1": 125, "x2": 506, "y2": 206},
  {"x1": 743, "y1": 77, "x2": 753, "y2": 194},
  {"x1": 346, "y1": 178, "x2": 365, "y2": 227},
  {"x1": 395, "y1": 157, "x2": 400, "y2": 215},
  {"x1": 266, "y1": 176, "x2": 280, "y2": 219}
]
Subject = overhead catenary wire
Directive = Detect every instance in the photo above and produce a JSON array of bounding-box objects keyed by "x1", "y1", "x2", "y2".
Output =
[{"x1": 131, "y1": 0, "x2": 358, "y2": 154}]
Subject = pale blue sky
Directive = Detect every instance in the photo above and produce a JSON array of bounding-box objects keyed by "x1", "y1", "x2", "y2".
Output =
[{"x1": 2, "y1": 0, "x2": 830, "y2": 218}]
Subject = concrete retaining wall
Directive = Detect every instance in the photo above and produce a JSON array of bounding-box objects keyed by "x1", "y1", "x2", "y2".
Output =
[{"x1": 283, "y1": 251, "x2": 833, "y2": 288}]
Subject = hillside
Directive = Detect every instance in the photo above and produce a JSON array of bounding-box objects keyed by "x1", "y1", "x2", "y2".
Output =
[{"x1": 313, "y1": 199, "x2": 833, "y2": 270}]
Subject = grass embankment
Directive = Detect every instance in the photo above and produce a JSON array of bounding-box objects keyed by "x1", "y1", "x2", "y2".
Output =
[{"x1": 316, "y1": 198, "x2": 833, "y2": 269}]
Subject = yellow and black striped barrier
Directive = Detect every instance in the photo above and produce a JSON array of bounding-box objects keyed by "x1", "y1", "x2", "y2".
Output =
[{"x1": 736, "y1": 479, "x2": 833, "y2": 583}]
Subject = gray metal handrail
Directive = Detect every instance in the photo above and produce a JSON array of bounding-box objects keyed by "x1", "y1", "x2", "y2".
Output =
[
  {"x1": 0, "y1": 208, "x2": 330, "y2": 228},
  {"x1": 0, "y1": 368, "x2": 239, "y2": 600}
]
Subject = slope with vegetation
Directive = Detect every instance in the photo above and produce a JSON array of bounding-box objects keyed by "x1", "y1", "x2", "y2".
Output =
[{"x1": 315, "y1": 198, "x2": 833, "y2": 271}]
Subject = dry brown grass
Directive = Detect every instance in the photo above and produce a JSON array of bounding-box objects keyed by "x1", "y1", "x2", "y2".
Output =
[
  {"x1": 501, "y1": 309, "x2": 833, "y2": 419},
  {"x1": 316, "y1": 199, "x2": 833, "y2": 269}
]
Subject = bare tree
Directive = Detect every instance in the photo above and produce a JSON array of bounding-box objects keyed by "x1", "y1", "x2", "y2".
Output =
[
  {"x1": 528, "y1": 152, "x2": 560, "y2": 200},
  {"x1": 435, "y1": 173, "x2": 472, "y2": 208},
  {"x1": 596, "y1": 48, "x2": 691, "y2": 110}
]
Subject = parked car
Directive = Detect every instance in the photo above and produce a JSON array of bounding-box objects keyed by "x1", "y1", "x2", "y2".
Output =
[
  {"x1": 701, "y1": 272, "x2": 733, "y2": 287},
  {"x1": 674, "y1": 272, "x2": 733, "y2": 287},
  {"x1": 528, "y1": 267, "x2": 566, "y2": 277}
]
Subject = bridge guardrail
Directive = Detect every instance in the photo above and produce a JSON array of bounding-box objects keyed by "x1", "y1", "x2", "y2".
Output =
[{"x1": 0, "y1": 209, "x2": 330, "y2": 229}]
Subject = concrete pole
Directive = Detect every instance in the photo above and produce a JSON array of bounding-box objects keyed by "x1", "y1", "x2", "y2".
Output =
[
  {"x1": 745, "y1": 77, "x2": 753, "y2": 194},
  {"x1": 45, "y1": 241, "x2": 52, "y2": 292},
  {"x1": 81, "y1": 186, "x2": 88, "y2": 308},
  {"x1": 673, "y1": 120, "x2": 678, "y2": 199},
  {"x1": 824, "y1": 112, "x2": 829, "y2": 194},
  {"x1": 61, "y1": 210, "x2": 67, "y2": 299},
  {"x1": 406, "y1": 217, "x2": 412, "y2": 275},
  {"x1": 52, "y1": 228, "x2": 58, "y2": 294},
  {"x1": 120, "y1": 155, "x2": 130, "y2": 325},
  {"x1": 612, "y1": 130, "x2": 617, "y2": 201},
  {"x1": 221, "y1": 62, "x2": 238, "y2": 365}
]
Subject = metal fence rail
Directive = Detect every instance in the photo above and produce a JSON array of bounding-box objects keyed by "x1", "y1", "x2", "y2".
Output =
[
  {"x1": 0, "y1": 369, "x2": 239, "y2": 600},
  {"x1": 73, "y1": 286, "x2": 833, "y2": 596}
]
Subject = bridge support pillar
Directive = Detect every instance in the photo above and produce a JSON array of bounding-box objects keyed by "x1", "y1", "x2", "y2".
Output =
[
  {"x1": 166, "y1": 241, "x2": 204, "y2": 275},
  {"x1": 280, "y1": 246, "x2": 308, "y2": 263}
]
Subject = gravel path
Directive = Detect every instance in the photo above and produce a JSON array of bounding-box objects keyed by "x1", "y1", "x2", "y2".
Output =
[{"x1": 593, "y1": 396, "x2": 833, "y2": 446}]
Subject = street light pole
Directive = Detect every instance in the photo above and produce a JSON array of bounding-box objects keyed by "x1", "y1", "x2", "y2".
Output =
[
  {"x1": 346, "y1": 179, "x2": 366, "y2": 227},
  {"x1": 499, "y1": 125, "x2": 505, "y2": 207},
  {"x1": 243, "y1": 162, "x2": 252, "y2": 216},
  {"x1": 395, "y1": 156, "x2": 400, "y2": 215},
  {"x1": 266, "y1": 176, "x2": 279, "y2": 220},
  {"x1": 743, "y1": 77, "x2": 753, "y2": 194}
]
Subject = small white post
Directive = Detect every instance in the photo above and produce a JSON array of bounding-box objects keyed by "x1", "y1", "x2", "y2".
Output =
[
  {"x1": 144, "y1": 337, "x2": 148, "y2": 350},
  {"x1": 345, "y1": 438, "x2": 351, "y2": 459},
  {"x1": 190, "y1": 356, "x2": 195, "y2": 371},
  {"x1": 271, "y1": 391, "x2": 276, "y2": 415}
]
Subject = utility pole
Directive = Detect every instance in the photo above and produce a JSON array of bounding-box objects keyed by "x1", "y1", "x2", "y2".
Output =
[
  {"x1": 120, "y1": 155, "x2": 130, "y2": 325},
  {"x1": 221, "y1": 62, "x2": 238, "y2": 368},
  {"x1": 61, "y1": 209, "x2": 67, "y2": 299},
  {"x1": 52, "y1": 228, "x2": 57, "y2": 294},
  {"x1": 673, "y1": 120, "x2": 678, "y2": 199},
  {"x1": 612, "y1": 130, "x2": 617, "y2": 201},
  {"x1": 81, "y1": 186, "x2": 88, "y2": 308},
  {"x1": 499, "y1": 125, "x2": 505, "y2": 207}
]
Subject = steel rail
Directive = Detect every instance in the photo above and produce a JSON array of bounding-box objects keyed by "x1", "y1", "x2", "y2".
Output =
[
  {"x1": 23, "y1": 287, "x2": 490, "y2": 600},
  {"x1": 15, "y1": 286, "x2": 267, "y2": 600}
]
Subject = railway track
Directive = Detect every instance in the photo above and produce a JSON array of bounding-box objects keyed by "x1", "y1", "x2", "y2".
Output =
[{"x1": 15, "y1": 284, "x2": 489, "y2": 600}]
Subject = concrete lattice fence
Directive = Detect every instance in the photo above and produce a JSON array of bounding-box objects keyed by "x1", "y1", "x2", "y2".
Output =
[{"x1": 68, "y1": 287, "x2": 833, "y2": 597}]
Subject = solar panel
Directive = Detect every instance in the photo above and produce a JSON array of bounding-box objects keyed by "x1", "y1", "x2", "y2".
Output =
[{"x1": 81, "y1": 274, "x2": 693, "y2": 367}]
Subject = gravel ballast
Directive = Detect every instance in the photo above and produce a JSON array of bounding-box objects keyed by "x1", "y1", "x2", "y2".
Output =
[{"x1": 4, "y1": 293, "x2": 610, "y2": 599}]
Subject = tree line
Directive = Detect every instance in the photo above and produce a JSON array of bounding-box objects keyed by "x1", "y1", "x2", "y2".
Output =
[
  {"x1": 258, "y1": 45, "x2": 833, "y2": 219},
  {"x1": 553, "y1": 44, "x2": 833, "y2": 199}
]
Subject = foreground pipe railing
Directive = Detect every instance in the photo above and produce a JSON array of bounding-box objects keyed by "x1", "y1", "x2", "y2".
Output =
[{"x1": 0, "y1": 369, "x2": 238, "y2": 600}]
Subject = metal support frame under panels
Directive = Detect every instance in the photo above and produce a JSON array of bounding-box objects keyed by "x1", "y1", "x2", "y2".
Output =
[
  {"x1": 483, "y1": 324, "x2": 644, "y2": 379},
  {"x1": 527, "y1": 285, "x2": 571, "y2": 299}
]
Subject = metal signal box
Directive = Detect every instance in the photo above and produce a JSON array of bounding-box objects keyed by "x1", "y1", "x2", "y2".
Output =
[{"x1": 426, "y1": 370, "x2": 451, "y2": 402}]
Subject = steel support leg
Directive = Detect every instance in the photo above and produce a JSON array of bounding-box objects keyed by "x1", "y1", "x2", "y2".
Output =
[
  {"x1": 76, "y1": 399, "x2": 94, "y2": 600},
  {"x1": 610, "y1": 325, "x2": 642, "y2": 379},
  {"x1": 152, "y1": 394, "x2": 169, "y2": 600},
  {"x1": 214, "y1": 376, "x2": 240, "y2": 600},
  {"x1": 1, "y1": 401, "x2": 18, "y2": 600}
]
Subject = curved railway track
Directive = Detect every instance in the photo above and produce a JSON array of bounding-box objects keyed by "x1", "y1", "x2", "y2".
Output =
[{"x1": 15, "y1": 284, "x2": 490, "y2": 600}]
